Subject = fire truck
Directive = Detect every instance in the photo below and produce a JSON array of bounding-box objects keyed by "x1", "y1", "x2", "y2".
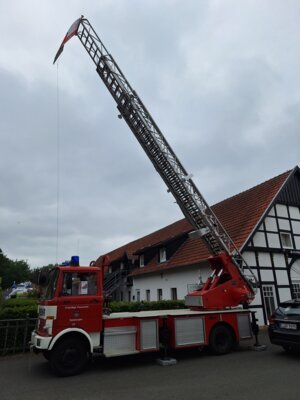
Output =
[{"x1": 31, "y1": 17, "x2": 260, "y2": 376}]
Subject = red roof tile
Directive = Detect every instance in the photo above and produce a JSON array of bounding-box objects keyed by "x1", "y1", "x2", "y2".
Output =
[{"x1": 97, "y1": 169, "x2": 292, "y2": 276}]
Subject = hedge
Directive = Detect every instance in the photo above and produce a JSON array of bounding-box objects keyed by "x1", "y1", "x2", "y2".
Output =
[
  {"x1": 0, "y1": 298, "x2": 38, "y2": 320},
  {"x1": 109, "y1": 300, "x2": 186, "y2": 313},
  {"x1": 0, "y1": 298, "x2": 186, "y2": 320}
]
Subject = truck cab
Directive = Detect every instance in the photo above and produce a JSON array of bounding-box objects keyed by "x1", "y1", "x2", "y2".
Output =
[{"x1": 32, "y1": 263, "x2": 104, "y2": 375}]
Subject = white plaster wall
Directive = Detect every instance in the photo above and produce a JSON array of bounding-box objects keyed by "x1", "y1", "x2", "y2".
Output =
[
  {"x1": 294, "y1": 236, "x2": 300, "y2": 249},
  {"x1": 276, "y1": 204, "x2": 289, "y2": 218},
  {"x1": 253, "y1": 232, "x2": 267, "y2": 247},
  {"x1": 252, "y1": 308, "x2": 264, "y2": 326},
  {"x1": 260, "y1": 269, "x2": 274, "y2": 281},
  {"x1": 292, "y1": 220, "x2": 300, "y2": 235},
  {"x1": 268, "y1": 207, "x2": 275, "y2": 216},
  {"x1": 289, "y1": 206, "x2": 300, "y2": 220},
  {"x1": 273, "y1": 253, "x2": 285, "y2": 268},
  {"x1": 242, "y1": 251, "x2": 256, "y2": 266},
  {"x1": 251, "y1": 289, "x2": 262, "y2": 306},
  {"x1": 275, "y1": 270, "x2": 289, "y2": 286},
  {"x1": 132, "y1": 265, "x2": 211, "y2": 301},
  {"x1": 258, "y1": 252, "x2": 272, "y2": 267},
  {"x1": 267, "y1": 233, "x2": 281, "y2": 248},
  {"x1": 278, "y1": 218, "x2": 291, "y2": 231},
  {"x1": 265, "y1": 217, "x2": 277, "y2": 232},
  {"x1": 278, "y1": 287, "x2": 292, "y2": 302}
]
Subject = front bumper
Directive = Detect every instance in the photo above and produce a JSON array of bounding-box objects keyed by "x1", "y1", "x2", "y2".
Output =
[{"x1": 30, "y1": 330, "x2": 53, "y2": 353}]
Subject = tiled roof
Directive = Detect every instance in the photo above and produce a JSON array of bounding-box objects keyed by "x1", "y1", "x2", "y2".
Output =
[{"x1": 97, "y1": 169, "x2": 293, "y2": 276}]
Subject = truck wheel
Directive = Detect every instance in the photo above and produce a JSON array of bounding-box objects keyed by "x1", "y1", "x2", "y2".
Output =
[
  {"x1": 42, "y1": 350, "x2": 50, "y2": 361},
  {"x1": 209, "y1": 325, "x2": 234, "y2": 355},
  {"x1": 50, "y1": 337, "x2": 89, "y2": 377}
]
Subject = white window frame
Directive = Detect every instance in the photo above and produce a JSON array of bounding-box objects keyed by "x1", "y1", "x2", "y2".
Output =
[
  {"x1": 292, "y1": 282, "x2": 300, "y2": 300},
  {"x1": 262, "y1": 284, "x2": 277, "y2": 321},
  {"x1": 280, "y1": 232, "x2": 293, "y2": 249}
]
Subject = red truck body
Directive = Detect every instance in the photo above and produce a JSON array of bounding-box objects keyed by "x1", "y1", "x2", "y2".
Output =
[{"x1": 31, "y1": 263, "x2": 253, "y2": 376}]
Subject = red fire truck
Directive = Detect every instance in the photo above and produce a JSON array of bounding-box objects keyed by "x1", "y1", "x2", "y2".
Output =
[{"x1": 31, "y1": 17, "x2": 260, "y2": 376}]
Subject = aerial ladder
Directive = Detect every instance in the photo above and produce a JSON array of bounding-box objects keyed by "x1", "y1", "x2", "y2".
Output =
[{"x1": 54, "y1": 16, "x2": 257, "y2": 310}]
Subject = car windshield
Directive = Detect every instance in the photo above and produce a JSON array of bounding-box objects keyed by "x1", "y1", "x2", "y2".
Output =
[
  {"x1": 277, "y1": 304, "x2": 300, "y2": 316},
  {"x1": 44, "y1": 269, "x2": 59, "y2": 300}
]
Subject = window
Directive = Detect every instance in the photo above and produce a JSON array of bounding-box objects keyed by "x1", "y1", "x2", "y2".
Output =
[
  {"x1": 171, "y1": 287, "x2": 177, "y2": 300},
  {"x1": 136, "y1": 290, "x2": 140, "y2": 302},
  {"x1": 139, "y1": 254, "x2": 145, "y2": 268},
  {"x1": 280, "y1": 232, "x2": 293, "y2": 249},
  {"x1": 262, "y1": 285, "x2": 276, "y2": 320},
  {"x1": 44, "y1": 269, "x2": 59, "y2": 300},
  {"x1": 62, "y1": 272, "x2": 97, "y2": 296},
  {"x1": 159, "y1": 247, "x2": 167, "y2": 263},
  {"x1": 146, "y1": 289, "x2": 150, "y2": 302},
  {"x1": 157, "y1": 288, "x2": 163, "y2": 301},
  {"x1": 292, "y1": 283, "x2": 300, "y2": 300}
]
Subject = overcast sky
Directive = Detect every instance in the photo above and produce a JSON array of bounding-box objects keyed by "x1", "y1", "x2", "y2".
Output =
[{"x1": 1, "y1": 0, "x2": 300, "y2": 268}]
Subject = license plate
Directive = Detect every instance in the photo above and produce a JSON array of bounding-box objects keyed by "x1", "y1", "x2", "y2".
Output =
[{"x1": 280, "y1": 322, "x2": 297, "y2": 330}]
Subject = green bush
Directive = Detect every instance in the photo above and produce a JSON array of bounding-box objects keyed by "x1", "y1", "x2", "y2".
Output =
[
  {"x1": 3, "y1": 298, "x2": 38, "y2": 308},
  {"x1": 109, "y1": 300, "x2": 186, "y2": 313},
  {"x1": 0, "y1": 305, "x2": 38, "y2": 320},
  {"x1": 0, "y1": 298, "x2": 38, "y2": 320}
]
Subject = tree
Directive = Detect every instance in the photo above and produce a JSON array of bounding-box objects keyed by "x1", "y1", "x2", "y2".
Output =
[{"x1": 0, "y1": 249, "x2": 31, "y2": 289}]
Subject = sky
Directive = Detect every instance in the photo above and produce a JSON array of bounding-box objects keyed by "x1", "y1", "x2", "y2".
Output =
[{"x1": 0, "y1": 0, "x2": 300, "y2": 269}]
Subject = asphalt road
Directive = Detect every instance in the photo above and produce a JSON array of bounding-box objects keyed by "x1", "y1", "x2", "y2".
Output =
[{"x1": 1, "y1": 331, "x2": 299, "y2": 400}]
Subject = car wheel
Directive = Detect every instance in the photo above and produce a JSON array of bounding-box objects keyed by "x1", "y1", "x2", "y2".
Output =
[
  {"x1": 282, "y1": 345, "x2": 293, "y2": 353},
  {"x1": 209, "y1": 325, "x2": 234, "y2": 355},
  {"x1": 50, "y1": 336, "x2": 89, "y2": 377}
]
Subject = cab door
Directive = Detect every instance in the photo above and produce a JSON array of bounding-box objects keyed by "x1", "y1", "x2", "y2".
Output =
[{"x1": 56, "y1": 270, "x2": 103, "y2": 334}]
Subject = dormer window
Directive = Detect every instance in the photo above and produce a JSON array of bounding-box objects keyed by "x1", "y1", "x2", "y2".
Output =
[
  {"x1": 159, "y1": 247, "x2": 167, "y2": 263},
  {"x1": 139, "y1": 254, "x2": 145, "y2": 268},
  {"x1": 280, "y1": 232, "x2": 293, "y2": 249}
]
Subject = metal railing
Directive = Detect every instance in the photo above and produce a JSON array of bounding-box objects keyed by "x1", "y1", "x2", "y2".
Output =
[{"x1": 0, "y1": 317, "x2": 37, "y2": 355}]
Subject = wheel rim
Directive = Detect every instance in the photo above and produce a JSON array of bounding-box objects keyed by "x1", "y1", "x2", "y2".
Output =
[{"x1": 61, "y1": 346, "x2": 80, "y2": 368}]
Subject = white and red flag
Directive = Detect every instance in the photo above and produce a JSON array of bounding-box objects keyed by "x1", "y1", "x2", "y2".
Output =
[{"x1": 53, "y1": 17, "x2": 82, "y2": 64}]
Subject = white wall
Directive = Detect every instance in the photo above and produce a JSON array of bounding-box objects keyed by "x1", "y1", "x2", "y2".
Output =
[{"x1": 132, "y1": 264, "x2": 211, "y2": 301}]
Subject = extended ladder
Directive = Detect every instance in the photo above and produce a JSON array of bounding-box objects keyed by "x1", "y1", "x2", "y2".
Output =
[{"x1": 55, "y1": 17, "x2": 257, "y2": 291}]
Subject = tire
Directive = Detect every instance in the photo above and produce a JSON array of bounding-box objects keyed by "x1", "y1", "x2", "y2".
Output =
[
  {"x1": 282, "y1": 345, "x2": 292, "y2": 353},
  {"x1": 50, "y1": 337, "x2": 89, "y2": 377},
  {"x1": 42, "y1": 350, "x2": 50, "y2": 361},
  {"x1": 209, "y1": 325, "x2": 234, "y2": 355}
]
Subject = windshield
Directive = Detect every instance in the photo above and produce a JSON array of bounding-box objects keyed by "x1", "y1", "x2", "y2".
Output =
[
  {"x1": 277, "y1": 304, "x2": 300, "y2": 317},
  {"x1": 44, "y1": 269, "x2": 59, "y2": 300}
]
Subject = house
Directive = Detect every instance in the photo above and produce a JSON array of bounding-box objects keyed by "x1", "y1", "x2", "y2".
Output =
[{"x1": 96, "y1": 166, "x2": 300, "y2": 325}]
